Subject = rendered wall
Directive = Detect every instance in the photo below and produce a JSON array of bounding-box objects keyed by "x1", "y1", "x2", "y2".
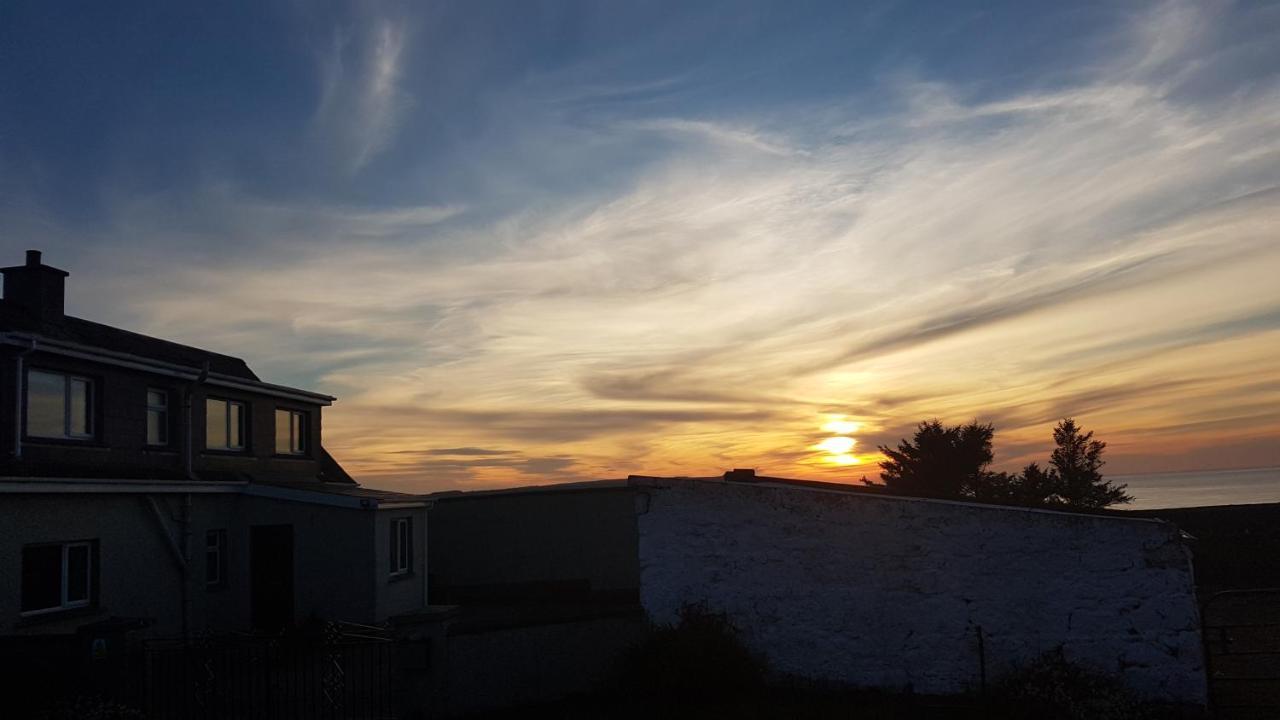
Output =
[
  {"x1": 0, "y1": 493, "x2": 237, "y2": 637},
  {"x1": 635, "y1": 478, "x2": 1207, "y2": 704},
  {"x1": 374, "y1": 506, "x2": 430, "y2": 620},
  {"x1": 235, "y1": 495, "x2": 378, "y2": 626}
]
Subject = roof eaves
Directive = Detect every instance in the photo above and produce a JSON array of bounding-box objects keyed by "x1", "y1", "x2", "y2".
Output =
[{"x1": 0, "y1": 331, "x2": 335, "y2": 404}]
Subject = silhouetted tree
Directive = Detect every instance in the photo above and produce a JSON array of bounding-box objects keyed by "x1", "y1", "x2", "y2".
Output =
[
  {"x1": 1049, "y1": 418, "x2": 1131, "y2": 508},
  {"x1": 973, "y1": 463, "x2": 1060, "y2": 507},
  {"x1": 871, "y1": 418, "x2": 1131, "y2": 510},
  {"x1": 871, "y1": 419, "x2": 996, "y2": 499}
]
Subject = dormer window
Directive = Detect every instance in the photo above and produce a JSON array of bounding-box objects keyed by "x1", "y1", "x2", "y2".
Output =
[
  {"x1": 275, "y1": 409, "x2": 308, "y2": 456},
  {"x1": 146, "y1": 389, "x2": 170, "y2": 446},
  {"x1": 206, "y1": 398, "x2": 246, "y2": 451},
  {"x1": 26, "y1": 369, "x2": 93, "y2": 440}
]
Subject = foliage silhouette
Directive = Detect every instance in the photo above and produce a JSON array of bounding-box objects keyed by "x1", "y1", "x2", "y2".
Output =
[
  {"x1": 1049, "y1": 418, "x2": 1131, "y2": 508},
  {"x1": 619, "y1": 602, "x2": 766, "y2": 704},
  {"x1": 870, "y1": 419, "x2": 996, "y2": 499},
  {"x1": 869, "y1": 418, "x2": 1131, "y2": 510}
]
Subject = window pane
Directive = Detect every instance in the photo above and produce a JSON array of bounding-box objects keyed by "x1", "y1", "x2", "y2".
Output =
[
  {"x1": 206, "y1": 399, "x2": 227, "y2": 449},
  {"x1": 147, "y1": 390, "x2": 167, "y2": 408},
  {"x1": 66, "y1": 545, "x2": 90, "y2": 603},
  {"x1": 26, "y1": 370, "x2": 65, "y2": 438},
  {"x1": 69, "y1": 379, "x2": 90, "y2": 436},
  {"x1": 291, "y1": 413, "x2": 302, "y2": 453},
  {"x1": 275, "y1": 410, "x2": 290, "y2": 454},
  {"x1": 229, "y1": 403, "x2": 243, "y2": 448},
  {"x1": 21, "y1": 545, "x2": 62, "y2": 611},
  {"x1": 397, "y1": 521, "x2": 409, "y2": 571},
  {"x1": 147, "y1": 409, "x2": 166, "y2": 445}
]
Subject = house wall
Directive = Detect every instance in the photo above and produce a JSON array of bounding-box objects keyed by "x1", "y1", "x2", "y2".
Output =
[
  {"x1": 427, "y1": 488, "x2": 639, "y2": 604},
  {"x1": 374, "y1": 507, "x2": 430, "y2": 621},
  {"x1": 0, "y1": 348, "x2": 324, "y2": 482},
  {"x1": 235, "y1": 495, "x2": 378, "y2": 625},
  {"x1": 0, "y1": 492, "x2": 395, "y2": 638},
  {"x1": 0, "y1": 493, "x2": 232, "y2": 637},
  {"x1": 634, "y1": 478, "x2": 1207, "y2": 704}
]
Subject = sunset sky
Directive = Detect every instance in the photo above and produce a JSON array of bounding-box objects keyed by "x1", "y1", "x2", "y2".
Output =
[{"x1": 2, "y1": 1, "x2": 1277, "y2": 493}]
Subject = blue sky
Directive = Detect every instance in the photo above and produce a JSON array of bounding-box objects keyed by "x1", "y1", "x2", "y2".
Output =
[{"x1": 2, "y1": 1, "x2": 1278, "y2": 497}]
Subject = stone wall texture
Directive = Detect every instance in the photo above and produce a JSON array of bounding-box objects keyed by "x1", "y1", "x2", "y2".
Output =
[{"x1": 634, "y1": 478, "x2": 1207, "y2": 704}]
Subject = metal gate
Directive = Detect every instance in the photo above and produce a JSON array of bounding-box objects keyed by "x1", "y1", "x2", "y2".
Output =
[
  {"x1": 1203, "y1": 588, "x2": 1280, "y2": 719},
  {"x1": 143, "y1": 625, "x2": 396, "y2": 719}
]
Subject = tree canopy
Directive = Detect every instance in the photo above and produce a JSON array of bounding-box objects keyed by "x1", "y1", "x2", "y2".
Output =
[
  {"x1": 868, "y1": 418, "x2": 1131, "y2": 510},
  {"x1": 872, "y1": 419, "x2": 995, "y2": 499}
]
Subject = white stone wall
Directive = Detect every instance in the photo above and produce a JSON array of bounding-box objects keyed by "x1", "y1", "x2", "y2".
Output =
[{"x1": 634, "y1": 478, "x2": 1206, "y2": 704}]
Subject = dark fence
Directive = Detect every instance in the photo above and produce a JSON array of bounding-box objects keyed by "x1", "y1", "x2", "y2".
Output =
[
  {"x1": 143, "y1": 627, "x2": 396, "y2": 720},
  {"x1": 1204, "y1": 588, "x2": 1280, "y2": 720}
]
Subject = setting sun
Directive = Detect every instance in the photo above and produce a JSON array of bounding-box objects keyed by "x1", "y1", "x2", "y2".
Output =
[{"x1": 816, "y1": 436, "x2": 856, "y2": 454}]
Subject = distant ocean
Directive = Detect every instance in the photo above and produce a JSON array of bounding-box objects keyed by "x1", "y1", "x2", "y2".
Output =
[{"x1": 1111, "y1": 466, "x2": 1280, "y2": 510}]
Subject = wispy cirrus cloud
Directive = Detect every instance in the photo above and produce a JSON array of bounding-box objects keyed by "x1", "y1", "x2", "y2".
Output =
[{"x1": 311, "y1": 11, "x2": 412, "y2": 172}]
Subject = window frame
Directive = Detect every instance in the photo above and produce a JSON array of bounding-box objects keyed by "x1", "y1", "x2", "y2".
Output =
[
  {"x1": 146, "y1": 388, "x2": 171, "y2": 447},
  {"x1": 25, "y1": 368, "x2": 95, "y2": 441},
  {"x1": 20, "y1": 540, "x2": 97, "y2": 617},
  {"x1": 389, "y1": 517, "x2": 412, "y2": 577},
  {"x1": 205, "y1": 529, "x2": 228, "y2": 590},
  {"x1": 274, "y1": 408, "x2": 309, "y2": 456},
  {"x1": 205, "y1": 397, "x2": 247, "y2": 452}
]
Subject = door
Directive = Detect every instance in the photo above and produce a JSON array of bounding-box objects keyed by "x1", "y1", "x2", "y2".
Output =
[{"x1": 250, "y1": 524, "x2": 294, "y2": 632}]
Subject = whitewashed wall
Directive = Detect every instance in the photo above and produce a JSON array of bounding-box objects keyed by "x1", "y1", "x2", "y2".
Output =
[{"x1": 634, "y1": 478, "x2": 1206, "y2": 704}]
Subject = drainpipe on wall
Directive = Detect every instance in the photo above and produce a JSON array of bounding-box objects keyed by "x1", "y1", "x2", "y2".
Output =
[
  {"x1": 183, "y1": 361, "x2": 210, "y2": 481},
  {"x1": 179, "y1": 362, "x2": 208, "y2": 643},
  {"x1": 182, "y1": 493, "x2": 192, "y2": 643},
  {"x1": 422, "y1": 507, "x2": 430, "y2": 608},
  {"x1": 12, "y1": 338, "x2": 35, "y2": 458}
]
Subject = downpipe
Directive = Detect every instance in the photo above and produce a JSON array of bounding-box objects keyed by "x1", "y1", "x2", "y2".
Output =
[{"x1": 12, "y1": 338, "x2": 36, "y2": 458}]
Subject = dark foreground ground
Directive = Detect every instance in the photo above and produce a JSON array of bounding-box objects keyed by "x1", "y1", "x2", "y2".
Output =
[{"x1": 468, "y1": 687, "x2": 1207, "y2": 720}]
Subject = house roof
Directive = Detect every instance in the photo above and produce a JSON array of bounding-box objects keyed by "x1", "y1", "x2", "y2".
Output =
[{"x1": 0, "y1": 302, "x2": 259, "y2": 380}]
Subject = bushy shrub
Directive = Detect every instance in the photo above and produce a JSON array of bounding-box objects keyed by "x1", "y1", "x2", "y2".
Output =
[
  {"x1": 990, "y1": 650, "x2": 1149, "y2": 720},
  {"x1": 619, "y1": 602, "x2": 767, "y2": 703}
]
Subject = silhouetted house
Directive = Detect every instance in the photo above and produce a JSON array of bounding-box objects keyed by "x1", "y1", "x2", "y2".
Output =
[
  {"x1": 428, "y1": 471, "x2": 1208, "y2": 707},
  {"x1": 0, "y1": 251, "x2": 428, "y2": 640}
]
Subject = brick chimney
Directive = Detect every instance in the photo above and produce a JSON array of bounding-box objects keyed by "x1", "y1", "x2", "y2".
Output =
[
  {"x1": 1, "y1": 250, "x2": 69, "y2": 324},
  {"x1": 724, "y1": 468, "x2": 758, "y2": 483}
]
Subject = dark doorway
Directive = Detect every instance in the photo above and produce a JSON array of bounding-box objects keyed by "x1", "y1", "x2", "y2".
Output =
[{"x1": 250, "y1": 525, "x2": 294, "y2": 632}]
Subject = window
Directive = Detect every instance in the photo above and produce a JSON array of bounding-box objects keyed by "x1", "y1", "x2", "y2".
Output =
[
  {"x1": 26, "y1": 369, "x2": 93, "y2": 439},
  {"x1": 205, "y1": 398, "x2": 245, "y2": 450},
  {"x1": 21, "y1": 541, "x2": 96, "y2": 615},
  {"x1": 206, "y1": 530, "x2": 228, "y2": 589},
  {"x1": 147, "y1": 389, "x2": 169, "y2": 446},
  {"x1": 274, "y1": 409, "x2": 308, "y2": 455},
  {"x1": 390, "y1": 518, "x2": 412, "y2": 576}
]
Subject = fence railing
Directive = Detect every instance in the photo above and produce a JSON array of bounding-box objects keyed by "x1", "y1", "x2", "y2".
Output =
[
  {"x1": 143, "y1": 627, "x2": 396, "y2": 720},
  {"x1": 1203, "y1": 588, "x2": 1280, "y2": 719}
]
